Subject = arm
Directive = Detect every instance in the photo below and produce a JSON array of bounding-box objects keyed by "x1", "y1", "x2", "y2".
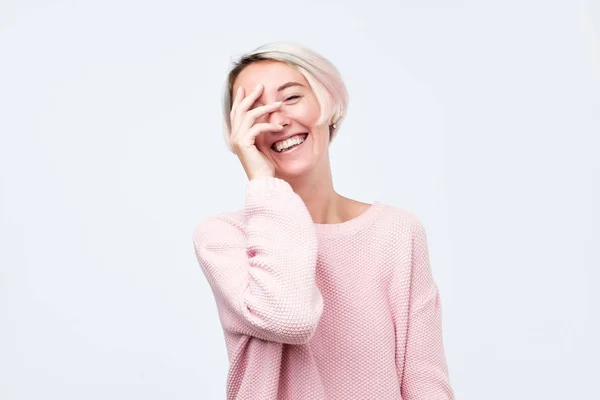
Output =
[
  {"x1": 399, "y1": 220, "x2": 455, "y2": 400},
  {"x1": 192, "y1": 176, "x2": 324, "y2": 345}
]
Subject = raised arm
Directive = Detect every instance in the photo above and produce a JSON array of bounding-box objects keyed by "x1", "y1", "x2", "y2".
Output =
[{"x1": 192, "y1": 176, "x2": 324, "y2": 345}]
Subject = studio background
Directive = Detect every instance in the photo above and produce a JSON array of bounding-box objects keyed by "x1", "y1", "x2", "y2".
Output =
[{"x1": 1, "y1": 0, "x2": 598, "y2": 399}]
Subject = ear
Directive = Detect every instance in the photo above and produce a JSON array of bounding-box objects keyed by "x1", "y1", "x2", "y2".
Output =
[{"x1": 329, "y1": 122, "x2": 337, "y2": 137}]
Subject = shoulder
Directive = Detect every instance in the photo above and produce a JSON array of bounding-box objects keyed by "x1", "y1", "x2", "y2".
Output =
[
  {"x1": 370, "y1": 202, "x2": 430, "y2": 249},
  {"x1": 375, "y1": 202, "x2": 425, "y2": 232}
]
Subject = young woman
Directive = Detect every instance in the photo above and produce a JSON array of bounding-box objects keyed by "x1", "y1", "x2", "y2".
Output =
[{"x1": 192, "y1": 41, "x2": 455, "y2": 400}]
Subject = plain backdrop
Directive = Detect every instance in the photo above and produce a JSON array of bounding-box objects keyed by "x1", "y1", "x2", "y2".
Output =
[{"x1": 1, "y1": 0, "x2": 598, "y2": 399}]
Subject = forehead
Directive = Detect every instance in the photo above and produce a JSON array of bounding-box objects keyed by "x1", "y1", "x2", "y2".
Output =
[{"x1": 232, "y1": 61, "x2": 309, "y2": 94}]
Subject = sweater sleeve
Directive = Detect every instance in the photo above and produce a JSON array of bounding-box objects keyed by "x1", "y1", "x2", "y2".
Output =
[
  {"x1": 191, "y1": 176, "x2": 324, "y2": 345},
  {"x1": 400, "y1": 220, "x2": 455, "y2": 400}
]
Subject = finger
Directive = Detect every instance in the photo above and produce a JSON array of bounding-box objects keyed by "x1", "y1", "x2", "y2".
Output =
[
  {"x1": 246, "y1": 122, "x2": 284, "y2": 140},
  {"x1": 246, "y1": 101, "x2": 283, "y2": 120},
  {"x1": 230, "y1": 122, "x2": 283, "y2": 148},
  {"x1": 230, "y1": 86, "x2": 244, "y2": 117},
  {"x1": 236, "y1": 83, "x2": 265, "y2": 114},
  {"x1": 234, "y1": 99, "x2": 282, "y2": 136}
]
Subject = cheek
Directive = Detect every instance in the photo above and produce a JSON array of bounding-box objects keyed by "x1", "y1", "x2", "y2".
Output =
[
  {"x1": 255, "y1": 134, "x2": 276, "y2": 155},
  {"x1": 254, "y1": 136, "x2": 269, "y2": 151},
  {"x1": 306, "y1": 99, "x2": 322, "y2": 125},
  {"x1": 292, "y1": 103, "x2": 320, "y2": 126}
]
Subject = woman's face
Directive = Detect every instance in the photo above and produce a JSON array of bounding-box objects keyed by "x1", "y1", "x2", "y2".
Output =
[{"x1": 231, "y1": 61, "x2": 330, "y2": 179}]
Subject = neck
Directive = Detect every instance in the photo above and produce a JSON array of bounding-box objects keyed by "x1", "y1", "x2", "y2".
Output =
[{"x1": 276, "y1": 162, "x2": 345, "y2": 225}]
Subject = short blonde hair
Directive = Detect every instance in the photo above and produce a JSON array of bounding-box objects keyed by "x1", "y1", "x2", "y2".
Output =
[{"x1": 221, "y1": 41, "x2": 349, "y2": 153}]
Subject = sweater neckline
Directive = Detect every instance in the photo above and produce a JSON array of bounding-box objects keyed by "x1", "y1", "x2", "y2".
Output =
[{"x1": 314, "y1": 201, "x2": 384, "y2": 236}]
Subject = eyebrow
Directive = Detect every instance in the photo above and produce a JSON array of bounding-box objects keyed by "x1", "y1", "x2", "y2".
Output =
[{"x1": 277, "y1": 81, "x2": 304, "y2": 91}]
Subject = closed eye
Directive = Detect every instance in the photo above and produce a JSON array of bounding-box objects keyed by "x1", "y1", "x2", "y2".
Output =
[{"x1": 249, "y1": 95, "x2": 301, "y2": 110}]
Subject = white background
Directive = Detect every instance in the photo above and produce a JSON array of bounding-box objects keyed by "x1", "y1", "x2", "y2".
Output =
[{"x1": 1, "y1": 0, "x2": 598, "y2": 399}]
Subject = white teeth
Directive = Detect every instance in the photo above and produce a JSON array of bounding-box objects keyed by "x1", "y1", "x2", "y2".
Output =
[{"x1": 273, "y1": 134, "x2": 307, "y2": 152}]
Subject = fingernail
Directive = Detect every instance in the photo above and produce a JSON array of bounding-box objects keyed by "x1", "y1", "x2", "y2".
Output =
[{"x1": 255, "y1": 83, "x2": 262, "y2": 90}]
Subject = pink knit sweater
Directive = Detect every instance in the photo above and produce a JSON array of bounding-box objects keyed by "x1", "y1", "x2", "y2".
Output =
[{"x1": 192, "y1": 176, "x2": 454, "y2": 400}]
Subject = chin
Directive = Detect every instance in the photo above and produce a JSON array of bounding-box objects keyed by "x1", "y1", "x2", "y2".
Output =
[{"x1": 275, "y1": 160, "x2": 314, "y2": 179}]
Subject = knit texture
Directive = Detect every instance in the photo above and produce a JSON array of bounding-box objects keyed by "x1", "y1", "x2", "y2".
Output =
[{"x1": 192, "y1": 176, "x2": 454, "y2": 400}]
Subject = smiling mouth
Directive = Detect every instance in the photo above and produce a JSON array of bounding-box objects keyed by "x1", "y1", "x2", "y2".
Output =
[{"x1": 271, "y1": 133, "x2": 309, "y2": 153}]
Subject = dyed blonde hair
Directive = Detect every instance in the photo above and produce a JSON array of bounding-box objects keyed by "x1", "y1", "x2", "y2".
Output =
[{"x1": 221, "y1": 41, "x2": 349, "y2": 153}]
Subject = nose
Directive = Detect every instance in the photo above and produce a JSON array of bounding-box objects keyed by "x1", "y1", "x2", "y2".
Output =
[{"x1": 266, "y1": 107, "x2": 291, "y2": 128}]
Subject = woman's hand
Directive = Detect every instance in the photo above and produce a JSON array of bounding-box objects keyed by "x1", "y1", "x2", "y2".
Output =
[{"x1": 229, "y1": 83, "x2": 284, "y2": 181}]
